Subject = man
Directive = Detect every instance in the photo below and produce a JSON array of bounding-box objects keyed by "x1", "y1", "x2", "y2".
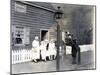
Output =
[
  {"x1": 32, "y1": 36, "x2": 40, "y2": 62},
  {"x1": 68, "y1": 34, "x2": 81, "y2": 64}
]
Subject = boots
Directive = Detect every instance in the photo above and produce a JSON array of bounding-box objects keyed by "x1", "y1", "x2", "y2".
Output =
[{"x1": 72, "y1": 57, "x2": 76, "y2": 64}]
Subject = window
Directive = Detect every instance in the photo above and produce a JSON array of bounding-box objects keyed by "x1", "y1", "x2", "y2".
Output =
[
  {"x1": 12, "y1": 25, "x2": 30, "y2": 46},
  {"x1": 15, "y1": 2, "x2": 27, "y2": 13}
]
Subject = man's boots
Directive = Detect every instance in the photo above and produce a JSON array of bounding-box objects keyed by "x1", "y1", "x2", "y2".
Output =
[{"x1": 72, "y1": 57, "x2": 76, "y2": 64}]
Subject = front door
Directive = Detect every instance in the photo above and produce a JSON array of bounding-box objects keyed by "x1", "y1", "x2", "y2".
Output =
[{"x1": 40, "y1": 29, "x2": 48, "y2": 41}]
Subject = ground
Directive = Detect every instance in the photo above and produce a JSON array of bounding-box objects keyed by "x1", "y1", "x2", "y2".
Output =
[{"x1": 12, "y1": 50, "x2": 95, "y2": 74}]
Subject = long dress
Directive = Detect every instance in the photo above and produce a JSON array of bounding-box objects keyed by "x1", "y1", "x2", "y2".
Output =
[
  {"x1": 48, "y1": 42, "x2": 57, "y2": 57},
  {"x1": 40, "y1": 42, "x2": 47, "y2": 60},
  {"x1": 32, "y1": 40, "x2": 40, "y2": 59}
]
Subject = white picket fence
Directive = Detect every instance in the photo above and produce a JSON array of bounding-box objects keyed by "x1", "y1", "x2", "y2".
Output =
[
  {"x1": 12, "y1": 49, "x2": 33, "y2": 64},
  {"x1": 12, "y1": 44, "x2": 94, "y2": 64}
]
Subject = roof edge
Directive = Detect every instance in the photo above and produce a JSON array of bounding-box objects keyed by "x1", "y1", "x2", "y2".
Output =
[{"x1": 16, "y1": 0, "x2": 55, "y2": 13}]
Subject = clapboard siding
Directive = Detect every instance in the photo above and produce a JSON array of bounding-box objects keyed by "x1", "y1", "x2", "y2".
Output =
[{"x1": 11, "y1": 0, "x2": 55, "y2": 49}]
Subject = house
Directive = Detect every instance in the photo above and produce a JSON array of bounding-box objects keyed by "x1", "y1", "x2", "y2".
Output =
[{"x1": 11, "y1": 0, "x2": 58, "y2": 50}]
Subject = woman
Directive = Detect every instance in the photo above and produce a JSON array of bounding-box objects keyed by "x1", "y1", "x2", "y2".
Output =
[
  {"x1": 40, "y1": 40, "x2": 48, "y2": 61},
  {"x1": 32, "y1": 36, "x2": 40, "y2": 62}
]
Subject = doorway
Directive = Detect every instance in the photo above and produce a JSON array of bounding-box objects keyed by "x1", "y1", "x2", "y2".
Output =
[{"x1": 40, "y1": 29, "x2": 49, "y2": 41}]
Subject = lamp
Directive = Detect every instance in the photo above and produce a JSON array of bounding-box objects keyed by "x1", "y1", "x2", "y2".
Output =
[
  {"x1": 54, "y1": 6, "x2": 63, "y2": 71},
  {"x1": 55, "y1": 6, "x2": 63, "y2": 19}
]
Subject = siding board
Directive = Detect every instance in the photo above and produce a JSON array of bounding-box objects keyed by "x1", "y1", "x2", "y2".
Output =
[{"x1": 11, "y1": 0, "x2": 55, "y2": 49}]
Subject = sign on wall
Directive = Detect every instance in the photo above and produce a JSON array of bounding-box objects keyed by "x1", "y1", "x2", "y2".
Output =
[{"x1": 15, "y1": 2, "x2": 27, "y2": 13}]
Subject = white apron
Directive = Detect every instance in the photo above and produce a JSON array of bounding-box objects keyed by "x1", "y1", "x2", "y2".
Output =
[
  {"x1": 48, "y1": 43, "x2": 57, "y2": 56},
  {"x1": 40, "y1": 42, "x2": 47, "y2": 60},
  {"x1": 32, "y1": 40, "x2": 40, "y2": 59}
]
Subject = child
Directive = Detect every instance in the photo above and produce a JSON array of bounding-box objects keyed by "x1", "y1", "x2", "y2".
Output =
[{"x1": 48, "y1": 39, "x2": 57, "y2": 60}]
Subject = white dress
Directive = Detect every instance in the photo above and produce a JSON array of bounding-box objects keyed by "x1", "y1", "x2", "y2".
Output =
[
  {"x1": 40, "y1": 41, "x2": 47, "y2": 60},
  {"x1": 32, "y1": 40, "x2": 40, "y2": 59},
  {"x1": 48, "y1": 43, "x2": 57, "y2": 56}
]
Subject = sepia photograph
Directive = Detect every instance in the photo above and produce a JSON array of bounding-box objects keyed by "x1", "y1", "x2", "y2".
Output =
[{"x1": 11, "y1": 0, "x2": 96, "y2": 74}]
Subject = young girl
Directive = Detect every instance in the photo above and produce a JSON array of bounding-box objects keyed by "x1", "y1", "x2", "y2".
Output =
[{"x1": 48, "y1": 39, "x2": 57, "y2": 60}]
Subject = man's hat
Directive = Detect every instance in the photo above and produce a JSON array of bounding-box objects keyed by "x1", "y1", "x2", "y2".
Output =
[{"x1": 68, "y1": 33, "x2": 73, "y2": 36}]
